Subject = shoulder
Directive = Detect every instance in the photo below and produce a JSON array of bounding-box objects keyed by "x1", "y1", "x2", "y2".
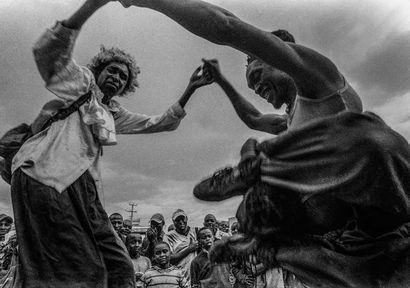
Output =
[{"x1": 169, "y1": 266, "x2": 186, "y2": 276}]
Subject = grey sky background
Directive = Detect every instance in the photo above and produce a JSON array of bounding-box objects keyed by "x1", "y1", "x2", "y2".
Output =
[{"x1": 0, "y1": 0, "x2": 409, "y2": 228}]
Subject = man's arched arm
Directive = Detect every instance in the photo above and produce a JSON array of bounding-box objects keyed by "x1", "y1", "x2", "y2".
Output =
[
  {"x1": 122, "y1": 0, "x2": 343, "y2": 98},
  {"x1": 216, "y1": 75, "x2": 287, "y2": 135}
]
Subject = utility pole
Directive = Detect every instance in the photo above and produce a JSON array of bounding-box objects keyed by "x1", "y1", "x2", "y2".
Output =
[{"x1": 127, "y1": 203, "x2": 138, "y2": 226}]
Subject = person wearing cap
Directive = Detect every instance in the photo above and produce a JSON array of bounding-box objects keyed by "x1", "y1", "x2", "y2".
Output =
[
  {"x1": 141, "y1": 213, "x2": 165, "y2": 261},
  {"x1": 165, "y1": 209, "x2": 198, "y2": 285}
]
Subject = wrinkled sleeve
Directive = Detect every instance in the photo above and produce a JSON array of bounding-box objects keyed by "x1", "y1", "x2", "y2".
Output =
[
  {"x1": 32, "y1": 21, "x2": 93, "y2": 104},
  {"x1": 114, "y1": 103, "x2": 186, "y2": 134}
]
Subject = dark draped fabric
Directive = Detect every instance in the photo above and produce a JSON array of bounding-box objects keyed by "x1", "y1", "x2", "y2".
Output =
[
  {"x1": 210, "y1": 112, "x2": 410, "y2": 288},
  {"x1": 11, "y1": 169, "x2": 135, "y2": 288}
]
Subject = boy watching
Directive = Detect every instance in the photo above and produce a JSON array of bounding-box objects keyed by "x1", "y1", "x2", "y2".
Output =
[
  {"x1": 140, "y1": 242, "x2": 188, "y2": 288},
  {"x1": 190, "y1": 227, "x2": 214, "y2": 288},
  {"x1": 125, "y1": 233, "x2": 151, "y2": 287}
]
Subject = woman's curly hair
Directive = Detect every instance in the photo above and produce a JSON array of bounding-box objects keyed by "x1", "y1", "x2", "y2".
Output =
[{"x1": 88, "y1": 46, "x2": 141, "y2": 96}]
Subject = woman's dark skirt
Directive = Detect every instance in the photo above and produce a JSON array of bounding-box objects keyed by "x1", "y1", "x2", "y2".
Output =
[{"x1": 11, "y1": 169, "x2": 135, "y2": 288}]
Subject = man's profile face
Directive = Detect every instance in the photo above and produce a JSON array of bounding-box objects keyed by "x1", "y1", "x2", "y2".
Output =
[
  {"x1": 154, "y1": 243, "x2": 170, "y2": 268},
  {"x1": 97, "y1": 62, "x2": 129, "y2": 98},
  {"x1": 0, "y1": 220, "x2": 11, "y2": 236},
  {"x1": 110, "y1": 215, "x2": 123, "y2": 232},
  {"x1": 246, "y1": 59, "x2": 294, "y2": 110}
]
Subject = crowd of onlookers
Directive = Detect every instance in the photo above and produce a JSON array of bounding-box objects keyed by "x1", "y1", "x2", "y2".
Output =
[
  {"x1": 0, "y1": 210, "x2": 281, "y2": 288},
  {"x1": 107, "y1": 209, "x2": 281, "y2": 288}
]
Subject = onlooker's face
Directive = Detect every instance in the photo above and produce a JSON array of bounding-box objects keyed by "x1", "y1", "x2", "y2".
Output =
[
  {"x1": 246, "y1": 59, "x2": 295, "y2": 110},
  {"x1": 123, "y1": 220, "x2": 132, "y2": 231},
  {"x1": 0, "y1": 220, "x2": 11, "y2": 236},
  {"x1": 110, "y1": 215, "x2": 123, "y2": 232},
  {"x1": 220, "y1": 221, "x2": 229, "y2": 233},
  {"x1": 198, "y1": 228, "x2": 214, "y2": 250},
  {"x1": 204, "y1": 215, "x2": 217, "y2": 232},
  {"x1": 173, "y1": 216, "x2": 187, "y2": 234},
  {"x1": 97, "y1": 62, "x2": 129, "y2": 98},
  {"x1": 154, "y1": 243, "x2": 170, "y2": 268},
  {"x1": 150, "y1": 220, "x2": 164, "y2": 235},
  {"x1": 127, "y1": 234, "x2": 143, "y2": 256}
]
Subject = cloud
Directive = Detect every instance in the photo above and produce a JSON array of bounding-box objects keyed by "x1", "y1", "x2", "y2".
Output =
[
  {"x1": 1, "y1": 0, "x2": 409, "y2": 225},
  {"x1": 351, "y1": 31, "x2": 410, "y2": 105},
  {"x1": 372, "y1": 91, "x2": 410, "y2": 140}
]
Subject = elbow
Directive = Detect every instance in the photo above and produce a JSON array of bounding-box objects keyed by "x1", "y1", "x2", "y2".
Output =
[
  {"x1": 243, "y1": 116, "x2": 260, "y2": 130},
  {"x1": 245, "y1": 121, "x2": 257, "y2": 130},
  {"x1": 164, "y1": 121, "x2": 181, "y2": 132}
]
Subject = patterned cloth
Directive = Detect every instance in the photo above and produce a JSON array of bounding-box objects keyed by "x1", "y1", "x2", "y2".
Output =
[{"x1": 140, "y1": 265, "x2": 189, "y2": 288}]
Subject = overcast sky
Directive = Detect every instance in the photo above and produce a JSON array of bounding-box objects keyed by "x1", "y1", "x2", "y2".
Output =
[{"x1": 0, "y1": 0, "x2": 409, "y2": 228}]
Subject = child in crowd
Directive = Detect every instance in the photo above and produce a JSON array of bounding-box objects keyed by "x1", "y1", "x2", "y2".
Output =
[
  {"x1": 140, "y1": 242, "x2": 188, "y2": 288},
  {"x1": 190, "y1": 227, "x2": 214, "y2": 288},
  {"x1": 125, "y1": 233, "x2": 151, "y2": 287}
]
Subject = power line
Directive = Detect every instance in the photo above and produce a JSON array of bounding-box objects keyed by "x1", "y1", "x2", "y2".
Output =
[{"x1": 126, "y1": 203, "x2": 138, "y2": 225}]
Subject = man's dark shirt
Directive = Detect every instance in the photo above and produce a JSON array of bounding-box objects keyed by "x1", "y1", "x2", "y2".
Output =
[{"x1": 190, "y1": 250, "x2": 212, "y2": 287}]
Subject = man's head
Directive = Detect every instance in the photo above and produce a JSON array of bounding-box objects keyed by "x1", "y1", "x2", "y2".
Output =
[
  {"x1": 109, "y1": 213, "x2": 123, "y2": 232},
  {"x1": 125, "y1": 232, "x2": 143, "y2": 258},
  {"x1": 172, "y1": 209, "x2": 188, "y2": 235},
  {"x1": 219, "y1": 221, "x2": 229, "y2": 233},
  {"x1": 246, "y1": 29, "x2": 297, "y2": 112},
  {"x1": 153, "y1": 242, "x2": 171, "y2": 268},
  {"x1": 88, "y1": 46, "x2": 140, "y2": 101},
  {"x1": 150, "y1": 213, "x2": 165, "y2": 235},
  {"x1": 0, "y1": 214, "x2": 12, "y2": 236},
  {"x1": 123, "y1": 219, "x2": 132, "y2": 231},
  {"x1": 203, "y1": 214, "x2": 217, "y2": 234},
  {"x1": 198, "y1": 227, "x2": 214, "y2": 251}
]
